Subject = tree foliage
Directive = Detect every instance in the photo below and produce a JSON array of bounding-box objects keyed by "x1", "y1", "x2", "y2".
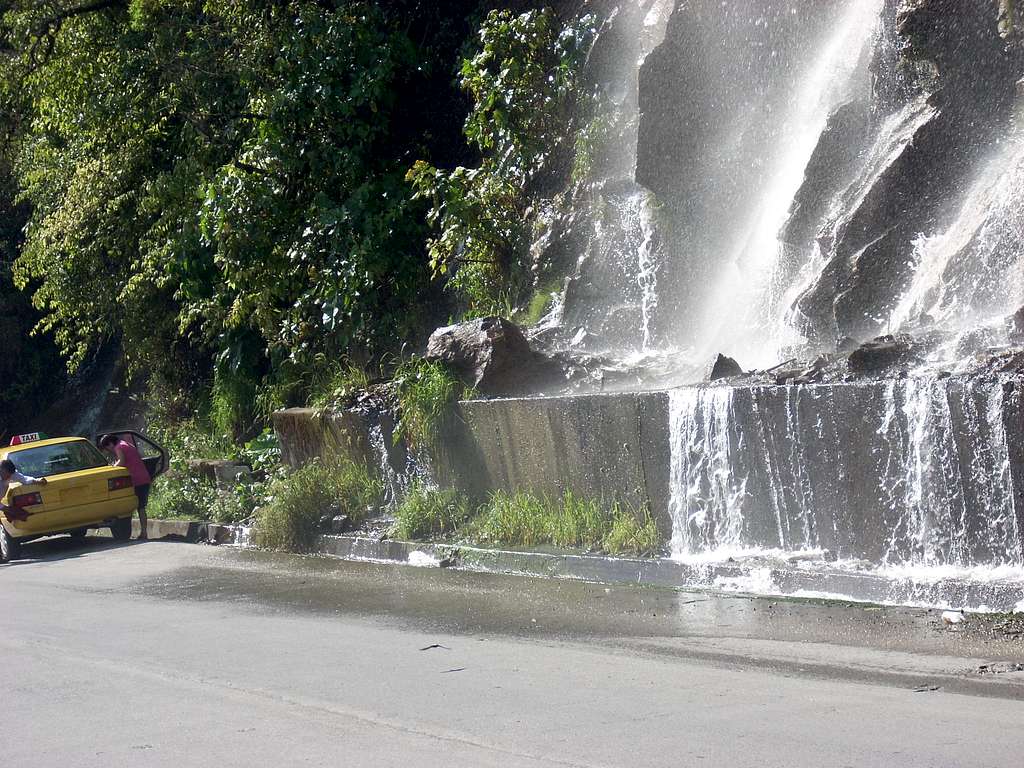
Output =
[
  {"x1": 1, "y1": 0, "x2": 477, "y2": 379},
  {"x1": 408, "y1": 8, "x2": 595, "y2": 314},
  {"x1": 0, "y1": 1, "x2": 595, "y2": 433}
]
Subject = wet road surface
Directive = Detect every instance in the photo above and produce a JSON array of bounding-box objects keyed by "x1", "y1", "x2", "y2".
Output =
[{"x1": 3, "y1": 537, "x2": 1024, "y2": 767}]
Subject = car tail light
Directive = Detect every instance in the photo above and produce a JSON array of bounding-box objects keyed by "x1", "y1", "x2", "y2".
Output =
[
  {"x1": 108, "y1": 476, "x2": 132, "y2": 491},
  {"x1": 12, "y1": 492, "x2": 42, "y2": 508}
]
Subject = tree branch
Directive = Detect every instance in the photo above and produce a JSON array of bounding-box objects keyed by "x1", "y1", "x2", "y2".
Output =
[{"x1": 33, "y1": 0, "x2": 128, "y2": 35}]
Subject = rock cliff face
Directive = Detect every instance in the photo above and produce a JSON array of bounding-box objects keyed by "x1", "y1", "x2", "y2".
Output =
[
  {"x1": 551, "y1": 0, "x2": 1024, "y2": 375},
  {"x1": 795, "y1": 0, "x2": 1022, "y2": 343}
]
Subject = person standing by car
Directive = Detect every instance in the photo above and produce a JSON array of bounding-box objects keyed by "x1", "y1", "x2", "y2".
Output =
[
  {"x1": 0, "y1": 459, "x2": 47, "y2": 521},
  {"x1": 99, "y1": 434, "x2": 151, "y2": 540}
]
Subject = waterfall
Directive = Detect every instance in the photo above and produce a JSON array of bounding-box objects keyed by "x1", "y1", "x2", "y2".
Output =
[
  {"x1": 636, "y1": 193, "x2": 659, "y2": 351},
  {"x1": 691, "y1": 0, "x2": 883, "y2": 367},
  {"x1": 893, "y1": 377, "x2": 971, "y2": 566},
  {"x1": 667, "y1": 378, "x2": 1022, "y2": 572},
  {"x1": 882, "y1": 378, "x2": 1022, "y2": 568},
  {"x1": 889, "y1": 104, "x2": 1024, "y2": 340},
  {"x1": 668, "y1": 387, "x2": 747, "y2": 557},
  {"x1": 368, "y1": 423, "x2": 408, "y2": 508},
  {"x1": 366, "y1": 419, "x2": 438, "y2": 510}
]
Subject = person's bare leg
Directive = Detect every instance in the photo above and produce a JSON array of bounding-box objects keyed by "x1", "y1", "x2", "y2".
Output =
[{"x1": 137, "y1": 487, "x2": 149, "y2": 540}]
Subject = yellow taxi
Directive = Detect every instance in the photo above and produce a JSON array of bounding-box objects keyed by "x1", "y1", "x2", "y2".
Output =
[{"x1": 0, "y1": 431, "x2": 167, "y2": 562}]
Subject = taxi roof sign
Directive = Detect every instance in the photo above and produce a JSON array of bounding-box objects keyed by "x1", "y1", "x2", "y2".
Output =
[{"x1": 10, "y1": 432, "x2": 45, "y2": 446}]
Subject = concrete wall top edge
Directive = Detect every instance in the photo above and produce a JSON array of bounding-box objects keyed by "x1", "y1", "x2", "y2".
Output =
[{"x1": 272, "y1": 372, "x2": 1024, "y2": 419}]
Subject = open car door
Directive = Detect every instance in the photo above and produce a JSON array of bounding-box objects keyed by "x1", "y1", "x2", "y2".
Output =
[{"x1": 93, "y1": 429, "x2": 169, "y2": 480}]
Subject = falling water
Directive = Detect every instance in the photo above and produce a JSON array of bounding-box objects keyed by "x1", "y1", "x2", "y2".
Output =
[
  {"x1": 889, "y1": 104, "x2": 1024, "y2": 341},
  {"x1": 636, "y1": 193, "x2": 659, "y2": 351},
  {"x1": 668, "y1": 387, "x2": 746, "y2": 557},
  {"x1": 697, "y1": 0, "x2": 883, "y2": 367},
  {"x1": 894, "y1": 377, "x2": 970, "y2": 566},
  {"x1": 367, "y1": 422, "x2": 418, "y2": 508},
  {"x1": 668, "y1": 378, "x2": 1022, "y2": 573},
  {"x1": 880, "y1": 377, "x2": 1022, "y2": 568}
]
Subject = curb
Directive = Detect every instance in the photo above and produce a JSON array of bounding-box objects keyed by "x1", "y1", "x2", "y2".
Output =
[
  {"x1": 138, "y1": 523, "x2": 1024, "y2": 612},
  {"x1": 100, "y1": 519, "x2": 240, "y2": 544},
  {"x1": 313, "y1": 535, "x2": 1024, "y2": 612}
]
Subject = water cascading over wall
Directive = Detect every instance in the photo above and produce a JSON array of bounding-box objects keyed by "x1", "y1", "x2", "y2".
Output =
[
  {"x1": 667, "y1": 378, "x2": 1024, "y2": 569},
  {"x1": 266, "y1": 2, "x2": 1024, "y2": 600}
]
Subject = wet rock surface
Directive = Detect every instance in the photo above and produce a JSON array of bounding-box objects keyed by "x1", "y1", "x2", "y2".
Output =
[
  {"x1": 705, "y1": 353, "x2": 743, "y2": 381},
  {"x1": 425, "y1": 317, "x2": 566, "y2": 396},
  {"x1": 791, "y1": 0, "x2": 1024, "y2": 343},
  {"x1": 847, "y1": 334, "x2": 917, "y2": 374},
  {"x1": 185, "y1": 459, "x2": 252, "y2": 485}
]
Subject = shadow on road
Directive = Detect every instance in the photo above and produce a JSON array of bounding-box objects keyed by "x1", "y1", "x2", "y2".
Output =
[{"x1": 2, "y1": 534, "x2": 141, "y2": 567}]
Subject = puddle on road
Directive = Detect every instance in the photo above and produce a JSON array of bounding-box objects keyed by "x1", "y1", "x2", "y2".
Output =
[{"x1": 133, "y1": 547, "x2": 1024, "y2": 662}]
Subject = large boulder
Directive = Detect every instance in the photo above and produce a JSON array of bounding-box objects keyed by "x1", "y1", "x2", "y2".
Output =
[{"x1": 425, "y1": 317, "x2": 563, "y2": 396}]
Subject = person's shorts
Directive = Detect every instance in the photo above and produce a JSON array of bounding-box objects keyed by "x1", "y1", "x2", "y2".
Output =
[{"x1": 134, "y1": 483, "x2": 151, "y2": 512}]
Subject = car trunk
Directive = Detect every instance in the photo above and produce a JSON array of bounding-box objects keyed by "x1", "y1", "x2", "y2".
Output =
[{"x1": 13, "y1": 466, "x2": 122, "y2": 534}]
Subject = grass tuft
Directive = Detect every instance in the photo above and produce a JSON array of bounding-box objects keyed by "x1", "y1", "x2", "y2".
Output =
[
  {"x1": 307, "y1": 361, "x2": 371, "y2": 411},
  {"x1": 546, "y1": 490, "x2": 610, "y2": 549},
  {"x1": 255, "y1": 457, "x2": 383, "y2": 553},
  {"x1": 475, "y1": 490, "x2": 551, "y2": 547},
  {"x1": 394, "y1": 358, "x2": 468, "y2": 448},
  {"x1": 603, "y1": 506, "x2": 662, "y2": 557},
  {"x1": 393, "y1": 483, "x2": 473, "y2": 540}
]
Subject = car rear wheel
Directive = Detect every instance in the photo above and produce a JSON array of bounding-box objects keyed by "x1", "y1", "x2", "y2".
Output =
[
  {"x1": 110, "y1": 517, "x2": 132, "y2": 542},
  {"x1": 0, "y1": 526, "x2": 21, "y2": 563}
]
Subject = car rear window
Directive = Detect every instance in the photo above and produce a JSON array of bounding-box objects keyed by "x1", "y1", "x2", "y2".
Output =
[{"x1": 9, "y1": 442, "x2": 108, "y2": 478}]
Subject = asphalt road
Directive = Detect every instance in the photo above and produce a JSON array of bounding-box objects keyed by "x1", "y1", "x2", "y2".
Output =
[{"x1": 4, "y1": 537, "x2": 1024, "y2": 768}]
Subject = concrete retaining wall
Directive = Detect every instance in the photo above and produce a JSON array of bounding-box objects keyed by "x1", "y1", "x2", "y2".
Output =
[
  {"x1": 271, "y1": 393, "x2": 673, "y2": 536},
  {"x1": 272, "y1": 376, "x2": 1024, "y2": 566},
  {"x1": 272, "y1": 407, "x2": 376, "y2": 469},
  {"x1": 436, "y1": 392, "x2": 672, "y2": 535}
]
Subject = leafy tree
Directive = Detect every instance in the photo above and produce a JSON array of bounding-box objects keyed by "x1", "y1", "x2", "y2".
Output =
[
  {"x1": 0, "y1": 0, "x2": 597, "y2": 436},
  {"x1": 0, "y1": 1, "x2": 479, "y2": 400},
  {"x1": 408, "y1": 8, "x2": 595, "y2": 314}
]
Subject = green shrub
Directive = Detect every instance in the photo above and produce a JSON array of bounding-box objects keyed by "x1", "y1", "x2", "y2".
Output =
[
  {"x1": 393, "y1": 484, "x2": 473, "y2": 540},
  {"x1": 161, "y1": 424, "x2": 234, "y2": 464},
  {"x1": 603, "y1": 506, "x2": 663, "y2": 557},
  {"x1": 407, "y1": 9, "x2": 597, "y2": 314},
  {"x1": 237, "y1": 429, "x2": 282, "y2": 475},
  {"x1": 255, "y1": 458, "x2": 383, "y2": 552},
  {"x1": 147, "y1": 475, "x2": 220, "y2": 521},
  {"x1": 208, "y1": 485, "x2": 256, "y2": 525},
  {"x1": 146, "y1": 473, "x2": 260, "y2": 525},
  {"x1": 211, "y1": 364, "x2": 260, "y2": 442}
]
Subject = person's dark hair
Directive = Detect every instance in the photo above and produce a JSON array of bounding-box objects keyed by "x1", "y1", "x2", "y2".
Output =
[
  {"x1": 0, "y1": 459, "x2": 15, "y2": 474},
  {"x1": 98, "y1": 434, "x2": 118, "y2": 449}
]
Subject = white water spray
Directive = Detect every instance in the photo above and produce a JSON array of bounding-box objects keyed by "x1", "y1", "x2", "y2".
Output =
[
  {"x1": 890, "y1": 109, "x2": 1024, "y2": 338},
  {"x1": 697, "y1": 0, "x2": 884, "y2": 367},
  {"x1": 636, "y1": 193, "x2": 659, "y2": 351},
  {"x1": 668, "y1": 387, "x2": 746, "y2": 556}
]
